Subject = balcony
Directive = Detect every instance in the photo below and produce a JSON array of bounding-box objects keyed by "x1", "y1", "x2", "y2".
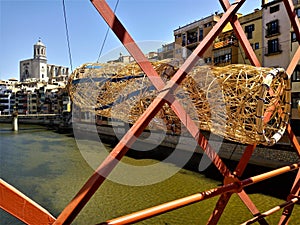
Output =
[
  {"x1": 265, "y1": 21, "x2": 280, "y2": 37},
  {"x1": 213, "y1": 39, "x2": 237, "y2": 49},
  {"x1": 265, "y1": 28, "x2": 280, "y2": 38},
  {"x1": 213, "y1": 41, "x2": 228, "y2": 49},
  {"x1": 187, "y1": 35, "x2": 198, "y2": 45}
]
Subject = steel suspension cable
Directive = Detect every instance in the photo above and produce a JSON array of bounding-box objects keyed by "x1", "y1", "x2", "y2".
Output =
[
  {"x1": 62, "y1": 0, "x2": 73, "y2": 72},
  {"x1": 97, "y1": 0, "x2": 120, "y2": 62}
]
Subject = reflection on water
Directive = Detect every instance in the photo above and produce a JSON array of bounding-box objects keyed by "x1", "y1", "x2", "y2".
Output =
[{"x1": 0, "y1": 123, "x2": 299, "y2": 225}]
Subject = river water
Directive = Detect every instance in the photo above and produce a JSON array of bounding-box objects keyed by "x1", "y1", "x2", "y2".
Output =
[{"x1": 1, "y1": 123, "x2": 299, "y2": 225}]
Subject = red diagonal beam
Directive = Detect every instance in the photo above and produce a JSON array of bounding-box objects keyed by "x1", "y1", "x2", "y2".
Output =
[
  {"x1": 206, "y1": 145, "x2": 268, "y2": 225},
  {"x1": 283, "y1": 0, "x2": 300, "y2": 45},
  {"x1": 287, "y1": 124, "x2": 300, "y2": 157},
  {"x1": 206, "y1": 0, "x2": 266, "y2": 223},
  {"x1": 219, "y1": 0, "x2": 261, "y2": 67},
  {"x1": 54, "y1": 1, "x2": 246, "y2": 224},
  {"x1": 278, "y1": 169, "x2": 300, "y2": 225},
  {"x1": 286, "y1": 46, "x2": 300, "y2": 78},
  {"x1": 279, "y1": 2, "x2": 300, "y2": 222},
  {"x1": 89, "y1": 0, "x2": 231, "y2": 178}
]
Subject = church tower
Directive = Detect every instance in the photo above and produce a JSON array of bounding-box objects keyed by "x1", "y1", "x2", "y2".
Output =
[
  {"x1": 31, "y1": 39, "x2": 48, "y2": 82},
  {"x1": 33, "y1": 39, "x2": 47, "y2": 60},
  {"x1": 20, "y1": 39, "x2": 69, "y2": 83},
  {"x1": 20, "y1": 39, "x2": 48, "y2": 82}
]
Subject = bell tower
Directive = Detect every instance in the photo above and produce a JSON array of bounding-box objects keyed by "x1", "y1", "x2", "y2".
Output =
[
  {"x1": 32, "y1": 38, "x2": 48, "y2": 82},
  {"x1": 33, "y1": 38, "x2": 47, "y2": 60}
]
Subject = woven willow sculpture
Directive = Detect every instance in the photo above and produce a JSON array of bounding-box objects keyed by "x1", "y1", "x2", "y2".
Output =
[{"x1": 68, "y1": 59, "x2": 291, "y2": 146}]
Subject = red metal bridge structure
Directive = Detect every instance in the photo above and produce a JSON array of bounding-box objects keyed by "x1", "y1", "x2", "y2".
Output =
[{"x1": 1, "y1": 0, "x2": 300, "y2": 224}]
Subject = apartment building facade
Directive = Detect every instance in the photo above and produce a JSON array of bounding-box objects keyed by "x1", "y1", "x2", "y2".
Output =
[
  {"x1": 291, "y1": 0, "x2": 300, "y2": 119},
  {"x1": 238, "y1": 9, "x2": 263, "y2": 65},
  {"x1": 173, "y1": 14, "x2": 221, "y2": 64},
  {"x1": 212, "y1": 27, "x2": 239, "y2": 66},
  {"x1": 262, "y1": 0, "x2": 291, "y2": 68}
]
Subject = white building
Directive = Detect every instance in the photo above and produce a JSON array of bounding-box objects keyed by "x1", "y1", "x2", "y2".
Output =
[
  {"x1": 262, "y1": 0, "x2": 291, "y2": 68},
  {"x1": 0, "y1": 81, "x2": 12, "y2": 114},
  {"x1": 20, "y1": 39, "x2": 69, "y2": 83}
]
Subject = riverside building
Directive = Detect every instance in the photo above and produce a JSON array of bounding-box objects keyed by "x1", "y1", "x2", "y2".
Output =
[
  {"x1": 0, "y1": 40, "x2": 71, "y2": 115},
  {"x1": 156, "y1": 0, "x2": 300, "y2": 122}
]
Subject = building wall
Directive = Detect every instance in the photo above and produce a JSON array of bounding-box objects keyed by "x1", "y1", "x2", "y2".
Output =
[
  {"x1": 173, "y1": 14, "x2": 220, "y2": 64},
  {"x1": 238, "y1": 9, "x2": 263, "y2": 65},
  {"x1": 32, "y1": 59, "x2": 48, "y2": 82},
  {"x1": 47, "y1": 65, "x2": 69, "y2": 84},
  {"x1": 158, "y1": 42, "x2": 174, "y2": 60},
  {"x1": 213, "y1": 30, "x2": 239, "y2": 66},
  {"x1": 262, "y1": 1, "x2": 291, "y2": 68}
]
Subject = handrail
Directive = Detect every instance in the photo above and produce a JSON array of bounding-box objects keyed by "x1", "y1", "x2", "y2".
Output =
[
  {"x1": 97, "y1": 162, "x2": 300, "y2": 225},
  {"x1": 240, "y1": 196, "x2": 299, "y2": 225},
  {"x1": 0, "y1": 178, "x2": 56, "y2": 225}
]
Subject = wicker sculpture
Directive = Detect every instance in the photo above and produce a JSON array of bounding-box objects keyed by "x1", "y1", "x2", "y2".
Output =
[{"x1": 68, "y1": 59, "x2": 291, "y2": 146}]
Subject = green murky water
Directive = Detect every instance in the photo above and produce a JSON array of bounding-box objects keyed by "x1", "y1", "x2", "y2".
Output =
[{"x1": 0, "y1": 123, "x2": 299, "y2": 225}]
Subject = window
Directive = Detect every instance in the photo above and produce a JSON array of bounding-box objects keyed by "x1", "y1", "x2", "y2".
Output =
[
  {"x1": 296, "y1": 8, "x2": 300, "y2": 17},
  {"x1": 292, "y1": 93, "x2": 300, "y2": 108},
  {"x1": 187, "y1": 31, "x2": 198, "y2": 44},
  {"x1": 266, "y1": 20, "x2": 280, "y2": 36},
  {"x1": 267, "y1": 38, "x2": 281, "y2": 54},
  {"x1": 182, "y1": 34, "x2": 186, "y2": 46},
  {"x1": 213, "y1": 53, "x2": 231, "y2": 64},
  {"x1": 204, "y1": 22, "x2": 212, "y2": 28},
  {"x1": 292, "y1": 32, "x2": 297, "y2": 42},
  {"x1": 270, "y1": 5, "x2": 280, "y2": 13},
  {"x1": 199, "y1": 28, "x2": 204, "y2": 41},
  {"x1": 254, "y1": 42, "x2": 259, "y2": 50},
  {"x1": 292, "y1": 66, "x2": 300, "y2": 82},
  {"x1": 245, "y1": 24, "x2": 255, "y2": 39}
]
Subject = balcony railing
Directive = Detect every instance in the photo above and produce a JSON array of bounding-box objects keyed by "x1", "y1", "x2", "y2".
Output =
[
  {"x1": 213, "y1": 39, "x2": 237, "y2": 49},
  {"x1": 265, "y1": 27, "x2": 280, "y2": 37}
]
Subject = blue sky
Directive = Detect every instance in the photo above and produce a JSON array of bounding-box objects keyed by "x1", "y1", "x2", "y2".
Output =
[{"x1": 0, "y1": 0, "x2": 261, "y2": 80}]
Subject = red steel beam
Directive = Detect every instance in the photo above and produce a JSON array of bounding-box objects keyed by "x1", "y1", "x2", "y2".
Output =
[
  {"x1": 283, "y1": 0, "x2": 300, "y2": 45},
  {"x1": 278, "y1": 169, "x2": 300, "y2": 225},
  {"x1": 98, "y1": 162, "x2": 300, "y2": 225},
  {"x1": 219, "y1": 0, "x2": 261, "y2": 67},
  {"x1": 206, "y1": 0, "x2": 264, "y2": 223},
  {"x1": 0, "y1": 179, "x2": 56, "y2": 225},
  {"x1": 207, "y1": 144, "x2": 269, "y2": 225},
  {"x1": 278, "y1": 2, "x2": 300, "y2": 223},
  {"x1": 88, "y1": 0, "x2": 232, "y2": 178},
  {"x1": 286, "y1": 47, "x2": 300, "y2": 78},
  {"x1": 242, "y1": 196, "x2": 299, "y2": 225},
  {"x1": 54, "y1": 1, "x2": 246, "y2": 224}
]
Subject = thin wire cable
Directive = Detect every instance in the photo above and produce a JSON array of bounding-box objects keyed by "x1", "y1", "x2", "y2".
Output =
[
  {"x1": 97, "y1": 0, "x2": 120, "y2": 62},
  {"x1": 62, "y1": 0, "x2": 73, "y2": 72}
]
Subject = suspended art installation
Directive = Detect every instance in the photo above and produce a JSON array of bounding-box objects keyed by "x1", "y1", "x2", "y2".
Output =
[{"x1": 68, "y1": 59, "x2": 291, "y2": 146}]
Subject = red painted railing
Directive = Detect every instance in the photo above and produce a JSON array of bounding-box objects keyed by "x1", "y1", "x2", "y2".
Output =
[{"x1": 1, "y1": 1, "x2": 299, "y2": 224}]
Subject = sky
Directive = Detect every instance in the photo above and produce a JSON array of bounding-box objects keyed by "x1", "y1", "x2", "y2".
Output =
[{"x1": 0, "y1": 0, "x2": 261, "y2": 81}]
